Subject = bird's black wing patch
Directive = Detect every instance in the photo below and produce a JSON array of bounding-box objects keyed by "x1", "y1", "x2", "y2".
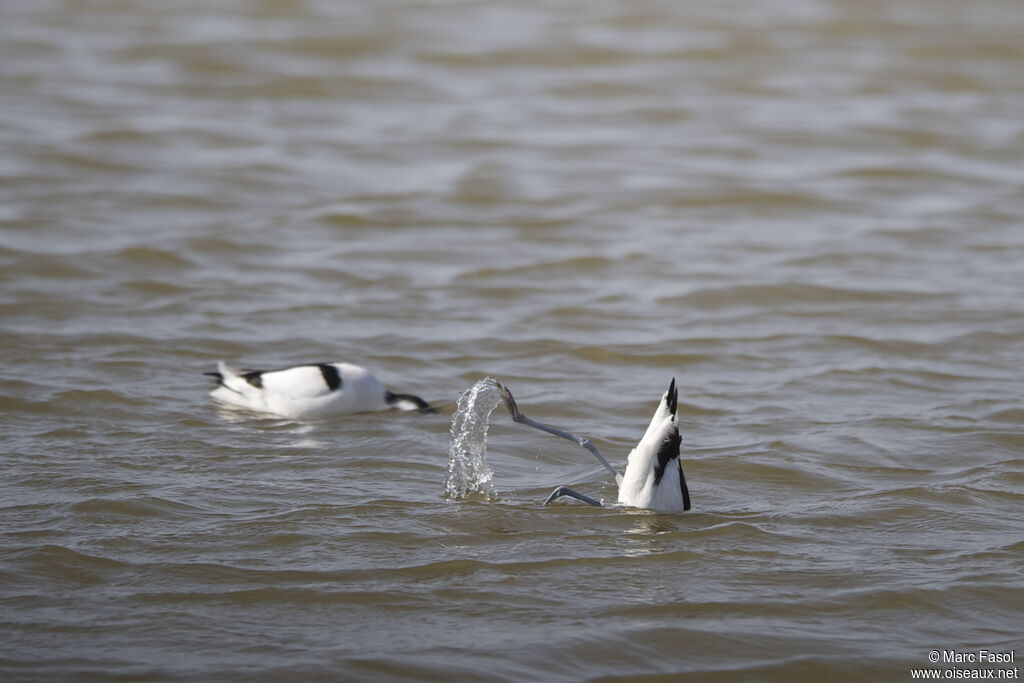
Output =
[
  {"x1": 317, "y1": 364, "x2": 342, "y2": 392},
  {"x1": 678, "y1": 460, "x2": 692, "y2": 511},
  {"x1": 652, "y1": 425, "x2": 681, "y2": 485}
]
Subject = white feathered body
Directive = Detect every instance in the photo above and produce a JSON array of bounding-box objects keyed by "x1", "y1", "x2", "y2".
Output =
[
  {"x1": 617, "y1": 380, "x2": 690, "y2": 513},
  {"x1": 208, "y1": 361, "x2": 428, "y2": 419}
]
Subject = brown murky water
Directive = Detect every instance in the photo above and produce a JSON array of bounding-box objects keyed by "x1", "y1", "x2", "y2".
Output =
[{"x1": 1, "y1": 1, "x2": 1022, "y2": 680}]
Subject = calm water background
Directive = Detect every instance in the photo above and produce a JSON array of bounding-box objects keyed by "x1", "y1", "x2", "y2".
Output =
[{"x1": 2, "y1": 0, "x2": 1023, "y2": 680}]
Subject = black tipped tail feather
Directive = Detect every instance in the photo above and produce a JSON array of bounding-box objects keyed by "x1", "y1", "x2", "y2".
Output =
[{"x1": 203, "y1": 368, "x2": 262, "y2": 389}]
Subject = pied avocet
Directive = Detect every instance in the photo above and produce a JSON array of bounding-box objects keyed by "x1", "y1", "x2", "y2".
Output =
[
  {"x1": 206, "y1": 361, "x2": 431, "y2": 419},
  {"x1": 498, "y1": 379, "x2": 691, "y2": 512}
]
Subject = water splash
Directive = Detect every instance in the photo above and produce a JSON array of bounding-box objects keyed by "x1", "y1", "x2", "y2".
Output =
[{"x1": 445, "y1": 377, "x2": 504, "y2": 499}]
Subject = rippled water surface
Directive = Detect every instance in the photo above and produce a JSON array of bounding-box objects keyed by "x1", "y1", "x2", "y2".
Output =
[{"x1": 2, "y1": 0, "x2": 1023, "y2": 681}]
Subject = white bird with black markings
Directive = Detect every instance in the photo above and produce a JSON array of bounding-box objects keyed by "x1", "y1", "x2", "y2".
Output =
[
  {"x1": 205, "y1": 361, "x2": 431, "y2": 419},
  {"x1": 498, "y1": 379, "x2": 691, "y2": 512}
]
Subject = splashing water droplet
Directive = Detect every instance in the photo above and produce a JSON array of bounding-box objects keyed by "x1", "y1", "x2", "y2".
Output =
[{"x1": 445, "y1": 377, "x2": 504, "y2": 499}]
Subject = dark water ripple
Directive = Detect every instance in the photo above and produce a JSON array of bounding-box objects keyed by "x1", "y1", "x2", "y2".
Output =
[{"x1": 2, "y1": 0, "x2": 1024, "y2": 681}]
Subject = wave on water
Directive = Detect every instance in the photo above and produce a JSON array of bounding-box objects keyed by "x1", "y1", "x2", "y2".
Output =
[{"x1": 444, "y1": 377, "x2": 504, "y2": 500}]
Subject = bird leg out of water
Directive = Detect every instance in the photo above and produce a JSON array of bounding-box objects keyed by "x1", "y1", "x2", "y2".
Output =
[
  {"x1": 543, "y1": 486, "x2": 603, "y2": 507},
  {"x1": 497, "y1": 383, "x2": 621, "y2": 507}
]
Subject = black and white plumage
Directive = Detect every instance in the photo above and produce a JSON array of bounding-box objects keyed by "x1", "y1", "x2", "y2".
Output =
[
  {"x1": 616, "y1": 379, "x2": 691, "y2": 512},
  {"x1": 499, "y1": 379, "x2": 691, "y2": 513},
  {"x1": 205, "y1": 361, "x2": 431, "y2": 419}
]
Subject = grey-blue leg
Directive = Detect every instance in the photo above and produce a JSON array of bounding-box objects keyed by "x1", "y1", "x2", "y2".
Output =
[
  {"x1": 544, "y1": 487, "x2": 602, "y2": 507},
  {"x1": 498, "y1": 384, "x2": 621, "y2": 484}
]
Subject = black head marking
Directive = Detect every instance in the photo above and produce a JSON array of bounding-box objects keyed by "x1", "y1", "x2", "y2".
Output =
[
  {"x1": 317, "y1": 364, "x2": 342, "y2": 392},
  {"x1": 652, "y1": 425, "x2": 681, "y2": 486},
  {"x1": 385, "y1": 391, "x2": 434, "y2": 412},
  {"x1": 242, "y1": 371, "x2": 264, "y2": 389},
  {"x1": 666, "y1": 377, "x2": 678, "y2": 416}
]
